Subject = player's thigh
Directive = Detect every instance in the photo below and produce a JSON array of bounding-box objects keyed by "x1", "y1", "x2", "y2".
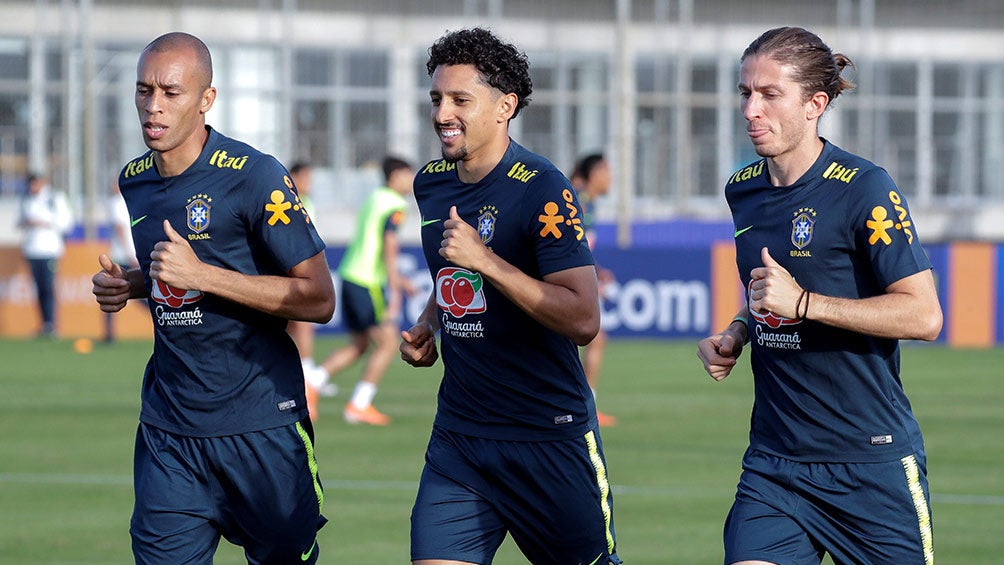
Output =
[
  {"x1": 803, "y1": 452, "x2": 934, "y2": 565},
  {"x1": 724, "y1": 494, "x2": 824, "y2": 565},
  {"x1": 410, "y1": 449, "x2": 506, "y2": 565},
  {"x1": 725, "y1": 450, "x2": 824, "y2": 565},
  {"x1": 130, "y1": 424, "x2": 221, "y2": 565},
  {"x1": 496, "y1": 431, "x2": 621, "y2": 564},
  {"x1": 341, "y1": 280, "x2": 380, "y2": 331},
  {"x1": 215, "y1": 419, "x2": 326, "y2": 565}
]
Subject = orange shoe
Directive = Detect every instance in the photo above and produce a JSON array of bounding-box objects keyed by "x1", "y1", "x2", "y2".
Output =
[
  {"x1": 343, "y1": 403, "x2": 391, "y2": 426},
  {"x1": 596, "y1": 410, "x2": 618, "y2": 427}
]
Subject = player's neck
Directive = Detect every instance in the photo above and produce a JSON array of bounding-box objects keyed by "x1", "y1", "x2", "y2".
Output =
[
  {"x1": 154, "y1": 125, "x2": 209, "y2": 178},
  {"x1": 457, "y1": 136, "x2": 511, "y2": 184},
  {"x1": 766, "y1": 136, "x2": 824, "y2": 187}
]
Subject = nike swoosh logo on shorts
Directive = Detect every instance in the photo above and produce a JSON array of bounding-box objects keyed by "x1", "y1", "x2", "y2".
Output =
[
  {"x1": 734, "y1": 225, "x2": 753, "y2": 237},
  {"x1": 584, "y1": 554, "x2": 604, "y2": 565},
  {"x1": 300, "y1": 539, "x2": 317, "y2": 561},
  {"x1": 130, "y1": 215, "x2": 148, "y2": 227},
  {"x1": 421, "y1": 218, "x2": 441, "y2": 227}
]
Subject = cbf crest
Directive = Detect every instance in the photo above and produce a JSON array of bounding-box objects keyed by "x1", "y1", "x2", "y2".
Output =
[
  {"x1": 186, "y1": 194, "x2": 212, "y2": 233},
  {"x1": 791, "y1": 207, "x2": 815, "y2": 249},
  {"x1": 477, "y1": 205, "x2": 498, "y2": 245}
]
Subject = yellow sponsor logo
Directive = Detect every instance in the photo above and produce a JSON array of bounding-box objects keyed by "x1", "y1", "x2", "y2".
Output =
[
  {"x1": 822, "y1": 161, "x2": 859, "y2": 183},
  {"x1": 266, "y1": 190, "x2": 293, "y2": 226},
  {"x1": 123, "y1": 155, "x2": 155, "y2": 178},
  {"x1": 421, "y1": 160, "x2": 457, "y2": 174},
  {"x1": 506, "y1": 161, "x2": 539, "y2": 183},
  {"x1": 209, "y1": 149, "x2": 248, "y2": 171},
  {"x1": 866, "y1": 190, "x2": 916, "y2": 246},
  {"x1": 727, "y1": 160, "x2": 765, "y2": 185}
]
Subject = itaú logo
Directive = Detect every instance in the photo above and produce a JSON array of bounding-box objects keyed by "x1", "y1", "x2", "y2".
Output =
[
  {"x1": 747, "y1": 279, "x2": 800, "y2": 329},
  {"x1": 151, "y1": 279, "x2": 203, "y2": 308}
]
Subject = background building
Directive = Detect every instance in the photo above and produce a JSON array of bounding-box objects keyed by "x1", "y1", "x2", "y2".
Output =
[{"x1": 2, "y1": 0, "x2": 1004, "y2": 244}]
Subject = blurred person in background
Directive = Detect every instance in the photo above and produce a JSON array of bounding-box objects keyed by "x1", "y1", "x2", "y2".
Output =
[
  {"x1": 90, "y1": 31, "x2": 333, "y2": 564},
  {"x1": 307, "y1": 155, "x2": 417, "y2": 425},
  {"x1": 18, "y1": 172, "x2": 73, "y2": 339},
  {"x1": 285, "y1": 161, "x2": 330, "y2": 417},
  {"x1": 400, "y1": 27, "x2": 621, "y2": 565},
  {"x1": 697, "y1": 26, "x2": 942, "y2": 565},
  {"x1": 571, "y1": 152, "x2": 617, "y2": 427}
]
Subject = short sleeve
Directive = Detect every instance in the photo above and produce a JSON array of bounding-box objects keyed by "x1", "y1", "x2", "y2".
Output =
[
  {"x1": 522, "y1": 169, "x2": 595, "y2": 276},
  {"x1": 245, "y1": 156, "x2": 326, "y2": 272},
  {"x1": 849, "y1": 168, "x2": 932, "y2": 289}
]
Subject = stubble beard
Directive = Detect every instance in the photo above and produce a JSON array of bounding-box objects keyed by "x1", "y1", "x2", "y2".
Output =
[{"x1": 442, "y1": 146, "x2": 468, "y2": 164}]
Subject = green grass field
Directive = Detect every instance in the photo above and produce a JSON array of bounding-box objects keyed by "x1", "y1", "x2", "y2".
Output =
[{"x1": 1, "y1": 337, "x2": 1002, "y2": 564}]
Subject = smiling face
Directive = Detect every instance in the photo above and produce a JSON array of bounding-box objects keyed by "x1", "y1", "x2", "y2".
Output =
[
  {"x1": 135, "y1": 46, "x2": 216, "y2": 176},
  {"x1": 429, "y1": 64, "x2": 516, "y2": 180}
]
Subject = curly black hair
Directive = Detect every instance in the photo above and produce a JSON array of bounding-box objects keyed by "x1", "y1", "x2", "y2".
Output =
[{"x1": 426, "y1": 27, "x2": 533, "y2": 119}]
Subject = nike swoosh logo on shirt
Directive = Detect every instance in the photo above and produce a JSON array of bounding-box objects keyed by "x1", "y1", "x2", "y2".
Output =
[
  {"x1": 734, "y1": 225, "x2": 753, "y2": 237},
  {"x1": 585, "y1": 554, "x2": 604, "y2": 565},
  {"x1": 421, "y1": 218, "x2": 441, "y2": 227},
  {"x1": 300, "y1": 539, "x2": 317, "y2": 561},
  {"x1": 130, "y1": 215, "x2": 148, "y2": 228}
]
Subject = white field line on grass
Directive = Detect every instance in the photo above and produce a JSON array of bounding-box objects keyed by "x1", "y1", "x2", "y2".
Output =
[{"x1": 1, "y1": 473, "x2": 1003, "y2": 506}]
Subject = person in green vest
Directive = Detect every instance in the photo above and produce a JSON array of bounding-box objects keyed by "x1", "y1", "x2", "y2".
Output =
[{"x1": 307, "y1": 156, "x2": 416, "y2": 425}]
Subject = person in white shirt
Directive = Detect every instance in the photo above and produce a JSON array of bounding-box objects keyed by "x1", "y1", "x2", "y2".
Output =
[
  {"x1": 18, "y1": 173, "x2": 73, "y2": 338},
  {"x1": 104, "y1": 180, "x2": 139, "y2": 343}
]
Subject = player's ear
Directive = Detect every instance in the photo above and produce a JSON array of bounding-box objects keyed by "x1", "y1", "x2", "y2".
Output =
[
  {"x1": 496, "y1": 92, "x2": 518, "y2": 123},
  {"x1": 200, "y1": 87, "x2": 217, "y2": 115},
  {"x1": 805, "y1": 91, "x2": 828, "y2": 121}
]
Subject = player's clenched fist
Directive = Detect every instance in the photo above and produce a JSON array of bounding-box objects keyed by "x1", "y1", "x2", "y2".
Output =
[
  {"x1": 92, "y1": 254, "x2": 132, "y2": 313},
  {"x1": 400, "y1": 320, "x2": 439, "y2": 367},
  {"x1": 697, "y1": 329, "x2": 744, "y2": 382}
]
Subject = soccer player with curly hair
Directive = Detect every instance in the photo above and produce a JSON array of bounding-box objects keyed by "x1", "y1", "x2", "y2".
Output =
[{"x1": 401, "y1": 27, "x2": 622, "y2": 565}]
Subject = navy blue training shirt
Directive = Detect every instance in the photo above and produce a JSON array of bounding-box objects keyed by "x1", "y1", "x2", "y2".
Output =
[
  {"x1": 119, "y1": 126, "x2": 325, "y2": 436},
  {"x1": 727, "y1": 139, "x2": 933, "y2": 463},
  {"x1": 415, "y1": 140, "x2": 597, "y2": 441}
]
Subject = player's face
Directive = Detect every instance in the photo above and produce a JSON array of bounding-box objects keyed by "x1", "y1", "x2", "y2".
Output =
[
  {"x1": 429, "y1": 64, "x2": 511, "y2": 164},
  {"x1": 738, "y1": 54, "x2": 815, "y2": 160},
  {"x1": 135, "y1": 48, "x2": 215, "y2": 160}
]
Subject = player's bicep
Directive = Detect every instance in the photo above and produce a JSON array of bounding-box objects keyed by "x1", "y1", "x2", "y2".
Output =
[
  {"x1": 543, "y1": 265, "x2": 598, "y2": 297},
  {"x1": 884, "y1": 269, "x2": 942, "y2": 340}
]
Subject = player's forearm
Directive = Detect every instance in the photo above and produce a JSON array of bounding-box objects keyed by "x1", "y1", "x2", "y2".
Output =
[
  {"x1": 416, "y1": 292, "x2": 440, "y2": 332},
  {"x1": 805, "y1": 290, "x2": 941, "y2": 341},
  {"x1": 479, "y1": 257, "x2": 599, "y2": 345},
  {"x1": 204, "y1": 268, "x2": 334, "y2": 322}
]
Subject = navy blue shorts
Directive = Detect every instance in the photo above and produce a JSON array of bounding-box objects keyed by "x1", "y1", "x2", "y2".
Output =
[
  {"x1": 724, "y1": 448, "x2": 934, "y2": 565},
  {"x1": 411, "y1": 426, "x2": 622, "y2": 565},
  {"x1": 130, "y1": 419, "x2": 326, "y2": 564},
  {"x1": 341, "y1": 279, "x2": 386, "y2": 332}
]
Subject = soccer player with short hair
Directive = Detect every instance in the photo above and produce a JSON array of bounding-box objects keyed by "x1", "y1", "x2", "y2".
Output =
[
  {"x1": 571, "y1": 152, "x2": 618, "y2": 427},
  {"x1": 697, "y1": 27, "x2": 943, "y2": 565},
  {"x1": 91, "y1": 32, "x2": 334, "y2": 564},
  {"x1": 400, "y1": 27, "x2": 622, "y2": 565}
]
